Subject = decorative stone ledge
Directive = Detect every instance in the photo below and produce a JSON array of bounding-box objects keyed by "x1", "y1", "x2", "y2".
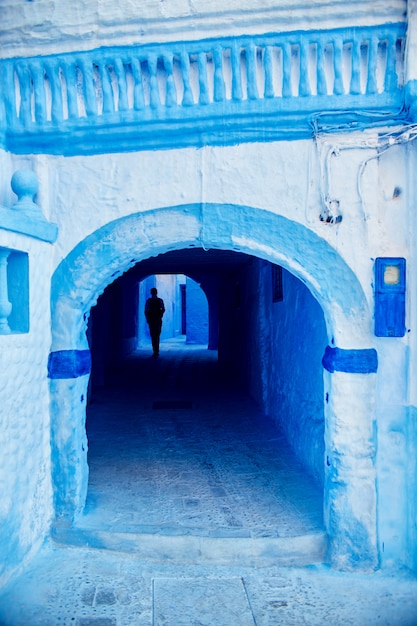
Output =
[{"x1": 0, "y1": 169, "x2": 58, "y2": 243}]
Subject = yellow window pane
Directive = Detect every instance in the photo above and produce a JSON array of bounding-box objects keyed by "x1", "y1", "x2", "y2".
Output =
[{"x1": 384, "y1": 265, "x2": 400, "y2": 285}]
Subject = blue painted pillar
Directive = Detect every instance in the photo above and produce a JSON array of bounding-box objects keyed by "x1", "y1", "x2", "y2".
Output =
[
  {"x1": 323, "y1": 347, "x2": 379, "y2": 570},
  {"x1": 48, "y1": 350, "x2": 91, "y2": 520}
]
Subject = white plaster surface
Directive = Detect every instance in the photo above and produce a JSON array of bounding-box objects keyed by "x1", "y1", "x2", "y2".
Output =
[
  {"x1": 0, "y1": 127, "x2": 414, "y2": 580},
  {"x1": 0, "y1": 0, "x2": 407, "y2": 57},
  {"x1": 44, "y1": 135, "x2": 408, "y2": 312},
  {"x1": 0, "y1": 0, "x2": 416, "y2": 587},
  {"x1": 40, "y1": 133, "x2": 410, "y2": 572},
  {"x1": 0, "y1": 228, "x2": 53, "y2": 587}
]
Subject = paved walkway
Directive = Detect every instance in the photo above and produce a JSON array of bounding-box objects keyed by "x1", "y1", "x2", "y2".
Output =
[
  {"x1": 79, "y1": 340, "x2": 324, "y2": 544},
  {"x1": 1, "y1": 340, "x2": 417, "y2": 625}
]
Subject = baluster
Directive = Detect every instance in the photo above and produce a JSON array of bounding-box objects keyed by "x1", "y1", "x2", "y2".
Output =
[
  {"x1": 231, "y1": 42, "x2": 243, "y2": 101},
  {"x1": 15, "y1": 63, "x2": 32, "y2": 126},
  {"x1": 162, "y1": 54, "x2": 177, "y2": 107},
  {"x1": 350, "y1": 39, "x2": 362, "y2": 94},
  {"x1": 245, "y1": 43, "x2": 258, "y2": 100},
  {"x1": 0, "y1": 249, "x2": 12, "y2": 334},
  {"x1": 131, "y1": 57, "x2": 144, "y2": 110},
  {"x1": 114, "y1": 57, "x2": 128, "y2": 111},
  {"x1": 384, "y1": 34, "x2": 398, "y2": 92},
  {"x1": 299, "y1": 40, "x2": 311, "y2": 96},
  {"x1": 282, "y1": 43, "x2": 292, "y2": 97},
  {"x1": 316, "y1": 40, "x2": 327, "y2": 95},
  {"x1": 197, "y1": 52, "x2": 210, "y2": 105},
  {"x1": 98, "y1": 61, "x2": 114, "y2": 114},
  {"x1": 366, "y1": 36, "x2": 378, "y2": 94},
  {"x1": 180, "y1": 52, "x2": 194, "y2": 106},
  {"x1": 333, "y1": 37, "x2": 344, "y2": 95},
  {"x1": 29, "y1": 61, "x2": 47, "y2": 124},
  {"x1": 1, "y1": 63, "x2": 18, "y2": 128},
  {"x1": 264, "y1": 45, "x2": 274, "y2": 98},
  {"x1": 61, "y1": 59, "x2": 78, "y2": 119},
  {"x1": 147, "y1": 54, "x2": 160, "y2": 109},
  {"x1": 78, "y1": 59, "x2": 97, "y2": 116},
  {"x1": 213, "y1": 47, "x2": 225, "y2": 102},
  {"x1": 48, "y1": 60, "x2": 64, "y2": 123}
]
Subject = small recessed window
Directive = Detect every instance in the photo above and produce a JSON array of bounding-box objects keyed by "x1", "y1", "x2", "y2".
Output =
[{"x1": 0, "y1": 247, "x2": 29, "y2": 334}]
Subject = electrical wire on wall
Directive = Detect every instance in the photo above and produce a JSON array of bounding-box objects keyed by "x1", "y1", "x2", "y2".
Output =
[{"x1": 309, "y1": 107, "x2": 417, "y2": 225}]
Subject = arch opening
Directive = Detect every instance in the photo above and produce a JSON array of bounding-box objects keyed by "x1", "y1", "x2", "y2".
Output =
[
  {"x1": 87, "y1": 271, "x2": 211, "y2": 390},
  {"x1": 82, "y1": 247, "x2": 326, "y2": 554},
  {"x1": 49, "y1": 203, "x2": 378, "y2": 569}
]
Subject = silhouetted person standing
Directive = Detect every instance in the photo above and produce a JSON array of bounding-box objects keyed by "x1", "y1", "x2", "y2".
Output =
[{"x1": 145, "y1": 287, "x2": 165, "y2": 357}]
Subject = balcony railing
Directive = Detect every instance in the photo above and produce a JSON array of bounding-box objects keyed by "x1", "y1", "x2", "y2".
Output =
[{"x1": 0, "y1": 23, "x2": 406, "y2": 155}]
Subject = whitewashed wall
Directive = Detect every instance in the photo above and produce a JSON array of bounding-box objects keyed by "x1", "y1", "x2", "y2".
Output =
[
  {"x1": 0, "y1": 0, "x2": 415, "y2": 583},
  {"x1": 0, "y1": 120, "x2": 414, "y2": 580},
  {"x1": 0, "y1": 180, "x2": 54, "y2": 586},
  {"x1": 0, "y1": 0, "x2": 407, "y2": 58}
]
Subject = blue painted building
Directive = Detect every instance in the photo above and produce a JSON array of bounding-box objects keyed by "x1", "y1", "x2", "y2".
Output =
[{"x1": 0, "y1": 0, "x2": 416, "y2": 587}]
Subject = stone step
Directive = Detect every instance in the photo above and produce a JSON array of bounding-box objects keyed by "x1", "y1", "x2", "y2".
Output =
[{"x1": 52, "y1": 525, "x2": 327, "y2": 568}]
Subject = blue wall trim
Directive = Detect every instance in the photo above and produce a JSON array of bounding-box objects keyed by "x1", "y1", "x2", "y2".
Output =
[
  {"x1": 322, "y1": 346, "x2": 378, "y2": 374},
  {"x1": 48, "y1": 350, "x2": 91, "y2": 379}
]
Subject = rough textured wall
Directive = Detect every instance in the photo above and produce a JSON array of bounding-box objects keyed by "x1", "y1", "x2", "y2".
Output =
[
  {"x1": 370, "y1": 143, "x2": 417, "y2": 569},
  {"x1": 244, "y1": 260, "x2": 327, "y2": 486},
  {"x1": 0, "y1": 0, "x2": 406, "y2": 57},
  {"x1": 0, "y1": 229, "x2": 53, "y2": 587},
  {"x1": 0, "y1": 127, "x2": 413, "y2": 577},
  {"x1": 270, "y1": 268, "x2": 327, "y2": 486},
  {"x1": 43, "y1": 139, "x2": 384, "y2": 321},
  {"x1": 185, "y1": 277, "x2": 208, "y2": 345},
  {"x1": 406, "y1": 139, "x2": 417, "y2": 573}
]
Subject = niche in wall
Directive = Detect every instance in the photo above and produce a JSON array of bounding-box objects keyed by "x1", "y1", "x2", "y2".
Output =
[{"x1": 0, "y1": 247, "x2": 29, "y2": 334}]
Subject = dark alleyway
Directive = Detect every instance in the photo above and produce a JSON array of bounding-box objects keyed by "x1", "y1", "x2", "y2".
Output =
[{"x1": 75, "y1": 338, "x2": 325, "y2": 562}]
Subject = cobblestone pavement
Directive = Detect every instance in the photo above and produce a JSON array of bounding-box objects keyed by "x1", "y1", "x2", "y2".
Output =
[
  {"x1": 80, "y1": 340, "x2": 324, "y2": 543},
  {"x1": 1, "y1": 340, "x2": 417, "y2": 625},
  {"x1": 1, "y1": 541, "x2": 416, "y2": 625}
]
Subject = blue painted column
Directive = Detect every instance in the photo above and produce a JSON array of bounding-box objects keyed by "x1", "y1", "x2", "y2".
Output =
[
  {"x1": 48, "y1": 350, "x2": 91, "y2": 520},
  {"x1": 323, "y1": 346, "x2": 379, "y2": 570}
]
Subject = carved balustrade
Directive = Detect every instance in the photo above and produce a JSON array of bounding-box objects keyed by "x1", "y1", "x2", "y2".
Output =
[{"x1": 0, "y1": 23, "x2": 406, "y2": 154}]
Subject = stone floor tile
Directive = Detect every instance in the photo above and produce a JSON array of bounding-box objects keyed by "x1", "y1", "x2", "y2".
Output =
[
  {"x1": 79, "y1": 342, "x2": 324, "y2": 546},
  {"x1": 153, "y1": 577, "x2": 255, "y2": 626}
]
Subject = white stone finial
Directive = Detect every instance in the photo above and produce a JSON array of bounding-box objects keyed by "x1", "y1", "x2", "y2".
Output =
[{"x1": 11, "y1": 168, "x2": 42, "y2": 217}]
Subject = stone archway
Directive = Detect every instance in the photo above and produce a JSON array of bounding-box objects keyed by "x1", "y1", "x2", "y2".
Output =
[{"x1": 49, "y1": 203, "x2": 378, "y2": 570}]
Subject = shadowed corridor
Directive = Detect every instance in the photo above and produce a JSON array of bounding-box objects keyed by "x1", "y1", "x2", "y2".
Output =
[{"x1": 80, "y1": 338, "x2": 324, "y2": 552}]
